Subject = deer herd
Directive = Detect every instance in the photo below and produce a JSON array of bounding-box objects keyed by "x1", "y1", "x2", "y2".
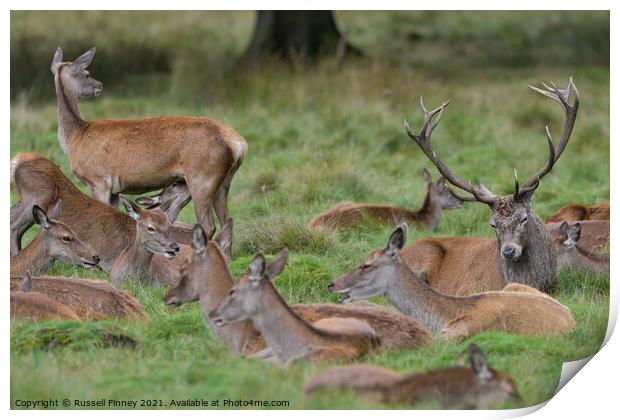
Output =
[{"x1": 9, "y1": 47, "x2": 609, "y2": 409}]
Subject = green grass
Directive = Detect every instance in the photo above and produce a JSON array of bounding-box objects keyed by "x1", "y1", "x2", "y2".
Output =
[{"x1": 10, "y1": 11, "x2": 609, "y2": 410}]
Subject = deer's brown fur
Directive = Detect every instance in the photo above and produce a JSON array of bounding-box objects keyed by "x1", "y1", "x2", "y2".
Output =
[
  {"x1": 11, "y1": 274, "x2": 81, "y2": 321},
  {"x1": 547, "y1": 203, "x2": 609, "y2": 223},
  {"x1": 10, "y1": 276, "x2": 146, "y2": 320},
  {"x1": 552, "y1": 222, "x2": 609, "y2": 276}
]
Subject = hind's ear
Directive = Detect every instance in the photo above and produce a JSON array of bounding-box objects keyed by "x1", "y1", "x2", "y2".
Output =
[
  {"x1": 567, "y1": 222, "x2": 581, "y2": 244},
  {"x1": 49, "y1": 200, "x2": 62, "y2": 220},
  {"x1": 248, "y1": 254, "x2": 266, "y2": 286},
  {"x1": 120, "y1": 196, "x2": 141, "y2": 221},
  {"x1": 469, "y1": 344, "x2": 493, "y2": 381},
  {"x1": 135, "y1": 195, "x2": 161, "y2": 209},
  {"x1": 51, "y1": 47, "x2": 63, "y2": 74},
  {"x1": 192, "y1": 224, "x2": 209, "y2": 255},
  {"x1": 70, "y1": 47, "x2": 96, "y2": 73},
  {"x1": 422, "y1": 168, "x2": 433, "y2": 186},
  {"x1": 32, "y1": 206, "x2": 51, "y2": 229},
  {"x1": 386, "y1": 223, "x2": 408, "y2": 257},
  {"x1": 20, "y1": 271, "x2": 32, "y2": 293},
  {"x1": 266, "y1": 249, "x2": 289, "y2": 280}
]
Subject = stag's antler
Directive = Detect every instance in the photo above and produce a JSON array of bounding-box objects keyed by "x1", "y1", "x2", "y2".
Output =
[
  {"x1": 518, "y1": 77, "x2": 580, "y2": 197},
  {"x1": 404, "y1": 97, "x2": 498, "y2": 205}
]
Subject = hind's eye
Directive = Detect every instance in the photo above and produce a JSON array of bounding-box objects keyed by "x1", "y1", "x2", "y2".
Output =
[
  {"x1": 361, "y1": 264, "x2": 372, "y2": 271},
  {"x1": 228, "y1": 290, "x2": 235, "y2": 296},
  {"x1": 62, "y1": 236, "x2": 72, "y2": 242},
  {"x1": 147, "y1": 226, "x2": 155, "y2": 233}
]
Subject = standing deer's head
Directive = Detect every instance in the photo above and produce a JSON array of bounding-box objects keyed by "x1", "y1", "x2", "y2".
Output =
[
  {"x1": 51, "y1": 47, "x2": 103, "y2": 99},
  {"x1": 209, "y1": 249, "x2": 289, "y2": 327},
  {"x1": 163, "y1": 221, "x2": 233, "y2": 307},
  {"x1": 33, "y1": 202, "x2": 100, "y2": 269},
  {"x1": 120, "y1": 196, "x2": 180, "y2": 259},
  {"x1": 404, "y1": 78, "x2": 579, "y2": 261}
]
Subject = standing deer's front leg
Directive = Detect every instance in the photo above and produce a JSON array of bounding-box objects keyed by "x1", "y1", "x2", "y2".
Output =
[{"x1": 90, "y1": 183, "x2": 114, "y2": 207}]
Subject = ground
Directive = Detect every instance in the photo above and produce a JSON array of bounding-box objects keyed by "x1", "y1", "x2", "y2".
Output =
[{"x1": 10, "y1": 11, "x2": 609, "y2": 409}]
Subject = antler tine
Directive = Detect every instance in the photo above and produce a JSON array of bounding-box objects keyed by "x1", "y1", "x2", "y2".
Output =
[
  {"x1": 512, "y1": 169, "x2": 519, "y2": 200},
  {"x1": 404, "y1": 97, "x2": 497, "y2": 205},
  {"x1": 521, "y1": 77, "x2": 578, "y2": 192},
  {"x1": 446, "y1": 185, "x2": 479, "y2": 202}
]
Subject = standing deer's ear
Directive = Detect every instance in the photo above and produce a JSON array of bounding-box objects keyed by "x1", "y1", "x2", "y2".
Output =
[
  {"x1": 386, "y1": 223, "x2": 408, "y2": 257},
  {"x1": 70, "y1": 47, "x2": 96, "y2": 73},
  {"x1": 469, "y1": 344, "x2": 493, "y2": 381},
  {"x1": 51, "y1": 47, "x2": 63, "y2": 74},
  {"x1": 20, "y1": 271, "x2": 33, "y2": 292},
  {"x1": 248, "y1": 254, "x2": 266, "y2": 286},
  {"x1": 422, "y1": 168, "x2": 433, "y2": 188},
  {"x1": 120, "y1": 196, "x2": 141, "y2": 221},
  {"x1": 48, "y1": 200, "x2": 62, "y2": 220},
  {"x1": 266, "y1": 249, "x2": 289, "y2": 280},
  {"x1": 32, "y1": 206, "x2": 51, "y2": 229},
  {"x1": 192, "y1": 224, "x2": 209, "y2": 255}
]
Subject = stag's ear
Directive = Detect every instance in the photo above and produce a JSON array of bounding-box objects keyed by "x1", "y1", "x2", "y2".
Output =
[
  {"x1": 70, "y1": 47, "x2": 96, "y2": 73},
  {"x1": 517, "y1": 189, "x2": 535, "y2": 206},
  {"x1": 20, "y1": 271, "x2": 33, "y2": 293},
  {"x1": 120, "y1": 196, "x2": 141, "y2": 221},
  {"x1": 51, "y1": 47, "x2": 63, "y2": 74},
  {"x1": 386, "y1": 223, "x2": 407, "y2": 257},
  {"x1": 32, "y1": 206, "x2": 51, "y2": 229},
  {"x1": 214, "y1": 218, "x2": 233, "y2": 259},
  {"x1": 266, "y1": 249, "x2": 289, "y2": 280},
  {"x1": 48, "y1": 200, "x2": 62, "y2": 220},
  {"x1": 422, "y1": 168, "x2": 433, "y2": 187},
  {"x1": 248, "y1": 254, "x2": 266, "y2": 286},
  {"x1": 192, "y1": 224, "x2": 209, "y2": 255},
  {"x1": 469, "y1": 344, "x2": 493, "y2": 381},
  {"x1": 566, "y1": 222, "x2": 581, "y2": 245}
]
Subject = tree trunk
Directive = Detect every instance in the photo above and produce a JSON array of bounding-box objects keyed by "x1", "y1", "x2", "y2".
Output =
[{"x1": 243, "y1": 11, "x2": 358, "y2": 66}]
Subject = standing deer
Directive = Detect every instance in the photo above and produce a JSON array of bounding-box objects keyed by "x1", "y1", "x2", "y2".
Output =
[
  {"x1": 401, "y1": 78, "x2": 579, "y2": 293},
  {"x1": 10, "y1": 203, "x2": 100, "y2": 277},
  {"x1": 10, "y1": 275, "x2": 146, "y2": 320},
  {"x1": 164, "y1": 224, "x2": 430, "y2": 358},
  {"x1": 328, "y1": 224, "x2": 575, "y2": 341},
  {"x1": 11, "y1": 272, "x2": 81, "y2": 321},
  {"x1": 547, "y1": 203, "x2": 609, "y2": 223},
  {"x1": 50, "y1": 47, "x2": 247, "y2": 237},
  {"x1": 305, "y1": 344, "x2": 521, "y2": 409},
  {"x1": 553, "y1": 222, "x2": 609, "y2": 276},
  {"x1": 209, "y1": 251, "x2": 381, "y2": 366},
  {"x1": 307, "y1": 168, "x2": 463, "y2": 231},
  {"x1": 10, "y1": 153, "x2": 188, "y2": 284}
]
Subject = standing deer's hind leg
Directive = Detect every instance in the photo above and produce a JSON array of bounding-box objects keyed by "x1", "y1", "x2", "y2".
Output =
[
  {"x1": 10, "y1": 201, "x2": 34, "y2": 255},
  {"x1": 166, "y1": 183, "x2": 192, "y2": 222},
  {"x1": 213, "y1": 178, "x2": 231, "y2": 227},
  {"x1": 186, "y1": 175, "x2": 226, "y2": 239}
]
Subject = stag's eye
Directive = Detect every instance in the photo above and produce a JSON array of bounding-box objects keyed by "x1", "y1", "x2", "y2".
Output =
[
  {"x1": 62, "y1": 236, "x2": 72, "y2": 242},
  {"x1": 520, "y1": 217, "x2": 528, "y2": 224},
  {"x1": 490, "y1": 222, "x2": 497, "y2": 230}
]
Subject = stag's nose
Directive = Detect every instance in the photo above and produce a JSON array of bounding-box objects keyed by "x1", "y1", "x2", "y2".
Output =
[
  {"x1": 93, "y1": 255, "x2": 101, "y2": 264},
  {"x1": 501, "y1": 245, "x2": 516, "y2": 259},
  {"x1": 327, "y1": 282, "x2": 335, "y2": 292}
]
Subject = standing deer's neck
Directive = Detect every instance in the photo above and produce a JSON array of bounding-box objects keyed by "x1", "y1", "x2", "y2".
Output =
[
  {"x1": 384, "y1": 261, "x2": 472, "y2": 335},
  {"x1": 196, "y1": 248, "x2": 258, "y2": 356},
  {"x1": 55, "y1": 67, "x2": 85, "y2": 154},
  {"x1": 414, "y1": 187, "x2": 442, "y2": 230},
  {"x1": 250, "y1": 283, "x2": 322, "y2": 362},
  {"x1": 499, "y1": 214, "x2": 557, "y2": 290},
  {"x1": 10, "y1": 234, "x2": 54, "y2": 277}
]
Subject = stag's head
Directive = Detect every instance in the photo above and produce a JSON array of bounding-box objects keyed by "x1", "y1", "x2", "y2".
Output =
[
  {"x1": 51, "y1": 47, "x2": 103, "y2": 99},
  {"x1": 120, "y1": 196, "x2": 180, "y2": 259},
  {"x1": 164, "y1": 221, "x2": 233, "y2": 307},
  {"x1": 404, "y1": 78, "x2": 579, "y2": 261},
  {"x1": 33, "y1": 202, "x2": 100, "y2": 269}
]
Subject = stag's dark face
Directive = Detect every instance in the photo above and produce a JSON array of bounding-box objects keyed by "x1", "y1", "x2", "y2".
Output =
[{"x1": 490, "y1": 195, "x2": 534, "y2": 261}]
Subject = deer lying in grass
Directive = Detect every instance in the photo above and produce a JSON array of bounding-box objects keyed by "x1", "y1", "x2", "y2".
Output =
[
  {"x1": 547, "y1": 220, "x2": 609, "y2": 253},
  {"x1": 553, "y1": 222, "x2": 609, "y2": 276},
  {"x1": 10, "y1": 152, "x2": 191, "y2": 255},
  {"x1": 547, "y1": 203, "x2": 609, "y2": 223},
  {"x1": 11, "y1": 273, "x2": 81, "y2": 321},
  {"x1": 10, "y1": 203, "x2": 100, "y2": 277},
  {"x1": 9, "y1": 275, "x2": 146, "y2": 320},
  {"x1": 164, "y1": 224, "x2": 431, "y2": 358},
  {"x1": 328, "y1": 224, "x2": 575, "y2": 341},
  {"x1": 11, "y1": 153, "x2": 185, "y2": 284},
  {"x1": 308, "y1": 169, "x2": 463, "y2": 231},
  {"x1": 400, "y1": 78, "x2": 579, "y2": 294},
  {"x1": 209, "y1": 250, "x2": 381, "y2": 366},
  {"x1": 51, "y1": 47, "x2": 247, "y2": 238},
  {"x1": 305, "y1": 344, "x2": 521, "y2": 409}
]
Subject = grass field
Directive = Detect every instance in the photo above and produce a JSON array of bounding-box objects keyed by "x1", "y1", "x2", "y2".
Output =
[{"x1": 10, "y1": 11, "x2": 609, "y2": 409}]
